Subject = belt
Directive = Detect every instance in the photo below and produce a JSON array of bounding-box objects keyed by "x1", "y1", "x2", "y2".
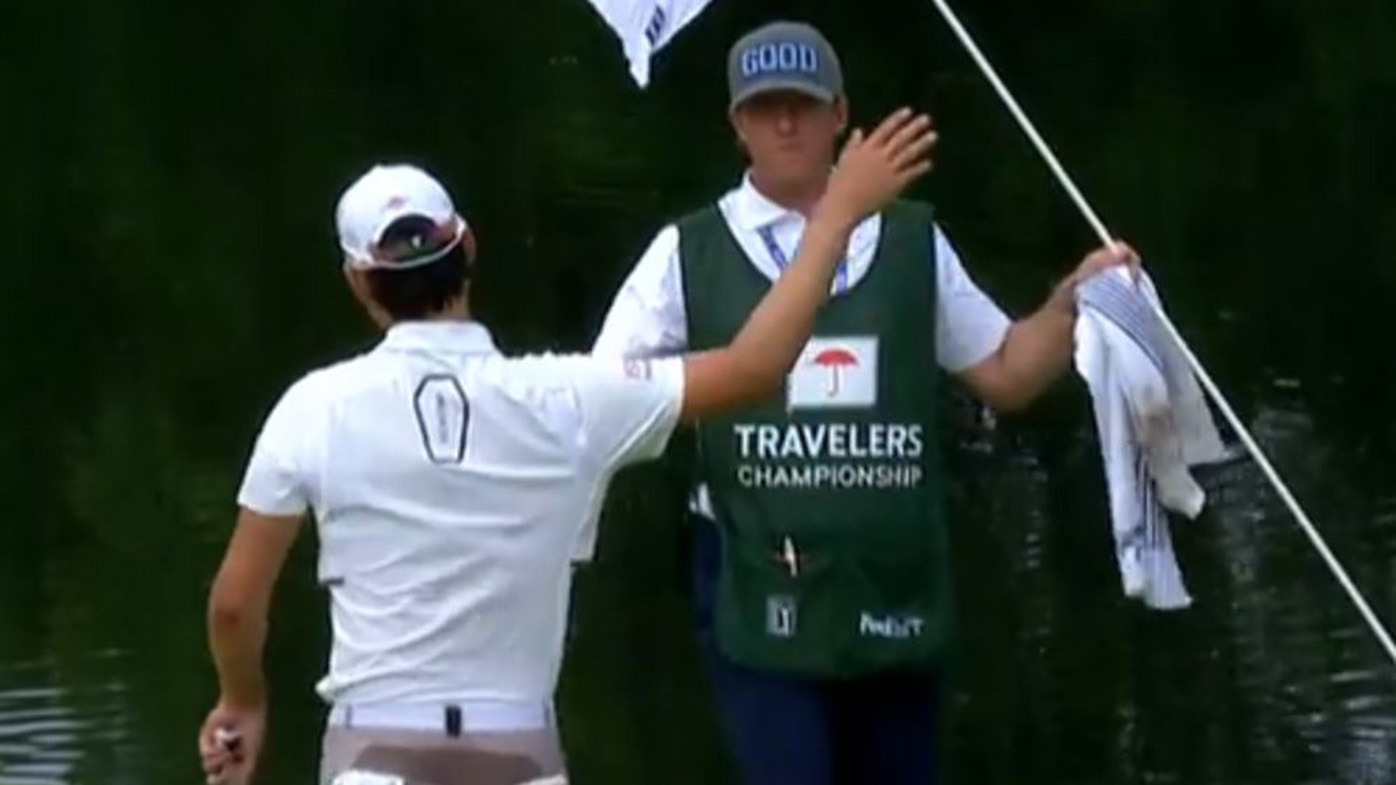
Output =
[{"x1": 327, "y1": 700, "x2": 554, "y2": 735}]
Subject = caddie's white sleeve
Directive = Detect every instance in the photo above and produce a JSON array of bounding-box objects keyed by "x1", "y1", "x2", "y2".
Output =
[
  {"x1": 592, "y1": 226, "x2": 689, "y2": 358},
  {"x1": 933, "y1": 224, "x2": 1013, "y2": 372},
  {"x1": 571, "y1": 355, "x2": 686, "y2": 472},
  {"x1": 236, "y1": 378, "x2": 316, "y2": 517}
]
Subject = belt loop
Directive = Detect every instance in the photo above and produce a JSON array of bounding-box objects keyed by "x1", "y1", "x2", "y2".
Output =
[
  {"x1": 444, "y1": 704, "x2": 462, "y2": 737},
  {"x1": 345, "y1": 705, "x2": 354, "y2": 730}
]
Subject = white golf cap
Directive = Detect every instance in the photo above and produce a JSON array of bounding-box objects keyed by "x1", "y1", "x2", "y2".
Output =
[{"x1": 334, "y1": 163, "x2": 469, "y2": 270}]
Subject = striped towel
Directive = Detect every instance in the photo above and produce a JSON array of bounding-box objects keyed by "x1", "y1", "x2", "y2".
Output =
[{"x1": 1073, "y1": 267, "x2": 1227, "y2": 609}]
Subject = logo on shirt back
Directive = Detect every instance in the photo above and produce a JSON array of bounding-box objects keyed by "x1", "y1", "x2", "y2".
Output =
[
  {"x1": 413, "y1": 375, "x2": 470, "y2": 464},
  {"x1": 787, "y1": 336, "x2": 878, "y2": 409}
]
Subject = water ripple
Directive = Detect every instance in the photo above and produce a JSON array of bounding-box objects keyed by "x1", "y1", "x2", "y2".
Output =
[{"x1": 0, "y1": 655, "x2": 133, "y2": 785}]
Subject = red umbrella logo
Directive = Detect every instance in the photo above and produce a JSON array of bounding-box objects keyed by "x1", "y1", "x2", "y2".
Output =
[{"x1": 812, "y1": 347, "x2": 859, "y2": 397}]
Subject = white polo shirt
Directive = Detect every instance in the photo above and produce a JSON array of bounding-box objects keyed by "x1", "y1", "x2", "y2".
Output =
[
  {"x1": 593, "y1": 174, "x2": 1012, "y2": 369},
  {"x1": 237, "y1": 321, "x2": 683, "y2": 706}
]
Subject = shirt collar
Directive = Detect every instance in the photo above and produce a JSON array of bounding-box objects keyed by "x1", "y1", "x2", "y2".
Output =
[
  {"x1": 730, "y1": 172, "x2": 802, "y2": 231},
  {"x1": 377, "y1": 320, "x2": 499, "y2": 354}
]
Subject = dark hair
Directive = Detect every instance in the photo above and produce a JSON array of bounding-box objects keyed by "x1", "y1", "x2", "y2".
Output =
[{"x1": 365, "y1": 215, "x2": 471, "y2": 321}]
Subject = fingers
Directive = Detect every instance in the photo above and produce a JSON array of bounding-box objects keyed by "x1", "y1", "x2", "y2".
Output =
[
  {"x1": 201, "y1": 742, "x2": 243, "y2": 778},
  {"x1": 202, "y1": 751, "x2": 231, "y2": 774},
  {"x1": 200, "y1": 731, "x2": 227, "y2": 766},
  {"x1": 892, "y1": 128, "x2": 938, "y2": 172},
  {"x1": 866, "y1": 107, "x2": 914, "y2": 147},
  {"x1": 205, "y1": 762, "x2": 244, "y2": 785},
  {"x1": 199, "y1": 722, "x2": 249, "y2": 785},
  {"x1": 204, "y1": 752, "x2": 252, "y2": 785},
  {"x1": 884, "y1": 113, "x2": 933, "y2": 157},
  {"x1": 1113, "y1": 241, "x2": 1143, "y2": 284},
  {"x1": 201, "y1": 748, "x2": 236, "y2": 785},
  {"x1": 205, "y1": 763, "x2": 230, "y2": 785},
  {"x1": 1102, "y1": 240, "x2": 1134, "y2": 261},
  {"x1": 1103, "y1": 241, "x2": 1140, "y2": 272},
  {"x1": 1072, "y1": 240, "x2": 1143, "y2": 288},
  {"x1": 893, "y1": 159, "x2": 934, "y2": 189},
  {"x1": 860, "y1": 110, "x2": 936, "y2": 179},
  {"x1": 199, "y1": 703, "x2": 263, "y2": 785},
  {"x1": 214, "y1": 727, "x2": 244, "y2": 756}
]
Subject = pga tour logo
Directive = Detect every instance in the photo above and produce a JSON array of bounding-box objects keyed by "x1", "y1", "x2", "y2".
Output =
[
  {"x1": 787, "y1": 336, "x2": 878, "y2": 409},
  {"x1": 766, "y1": 594, "x2": 797, "y2": 638}
]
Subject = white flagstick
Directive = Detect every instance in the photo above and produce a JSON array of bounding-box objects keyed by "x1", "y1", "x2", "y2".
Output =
[{"x1": 928, "y1": 0, "x2": 1396, "y2": 665}]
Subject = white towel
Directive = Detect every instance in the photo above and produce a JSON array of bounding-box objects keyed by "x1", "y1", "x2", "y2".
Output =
[
  {"x1": 1073, "y1": 267, "x2": 1228, "y2": 610},
  {"x1": 581, "y1": 0, "x2": 717, "y2": 86}
]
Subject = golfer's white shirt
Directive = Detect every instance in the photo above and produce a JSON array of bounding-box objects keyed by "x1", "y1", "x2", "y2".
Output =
[
  {"x1": 592, "y1": 175, "x2": 1011, "y2": 515},
  {"x1": 238, "y1": 321, "x2": 683, "y2": 706}
]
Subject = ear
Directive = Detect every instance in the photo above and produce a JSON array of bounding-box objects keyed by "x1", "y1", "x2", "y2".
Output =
[
  {"x1": 342, "y1": 264, "x2": 369, "y2": 307},
  {"x1": 461, "y1": 226, "x2": 479, "y2": 269},
  {"x1": 833, "y1": 95, "x2": 850, "y2": 134},
  {"x1": 729, "y1": 105, "x2": 749, "y2": 145}
]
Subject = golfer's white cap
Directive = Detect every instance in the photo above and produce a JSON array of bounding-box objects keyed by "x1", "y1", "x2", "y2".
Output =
[{"x1": 334, "y1": 164, "x2": 469, "y2": 270}]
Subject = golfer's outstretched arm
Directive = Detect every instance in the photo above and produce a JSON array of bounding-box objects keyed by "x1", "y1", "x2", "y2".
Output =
[{"x1": 680, "y1": 109, "x2": 936, "y2": 423}]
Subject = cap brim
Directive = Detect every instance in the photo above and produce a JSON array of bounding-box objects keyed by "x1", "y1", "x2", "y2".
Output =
[
  {"x1": 369, "y1": 206, "x2": 445, "y2": 247},
  {"x1": 345, "y1": 214, "x2": 468, "y2": 271},
  {"x1": 730, "y1": 79, "x2": 836, "y2": 111}
]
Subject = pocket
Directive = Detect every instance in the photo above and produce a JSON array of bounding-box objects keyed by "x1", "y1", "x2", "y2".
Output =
[
  {"x1": 715, "y1": 534, "x2": 845, "y2": 676},
  {"x1": 836, "y1": 541, "x2": 951, "y2": 673},
  {"x1": 714, "y1": 522, "x2": 953, "y2": 677}
]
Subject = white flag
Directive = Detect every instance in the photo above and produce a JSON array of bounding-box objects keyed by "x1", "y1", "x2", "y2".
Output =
[{"x1": 583, "y1": 0, "x2": 719, "y2": 87}]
